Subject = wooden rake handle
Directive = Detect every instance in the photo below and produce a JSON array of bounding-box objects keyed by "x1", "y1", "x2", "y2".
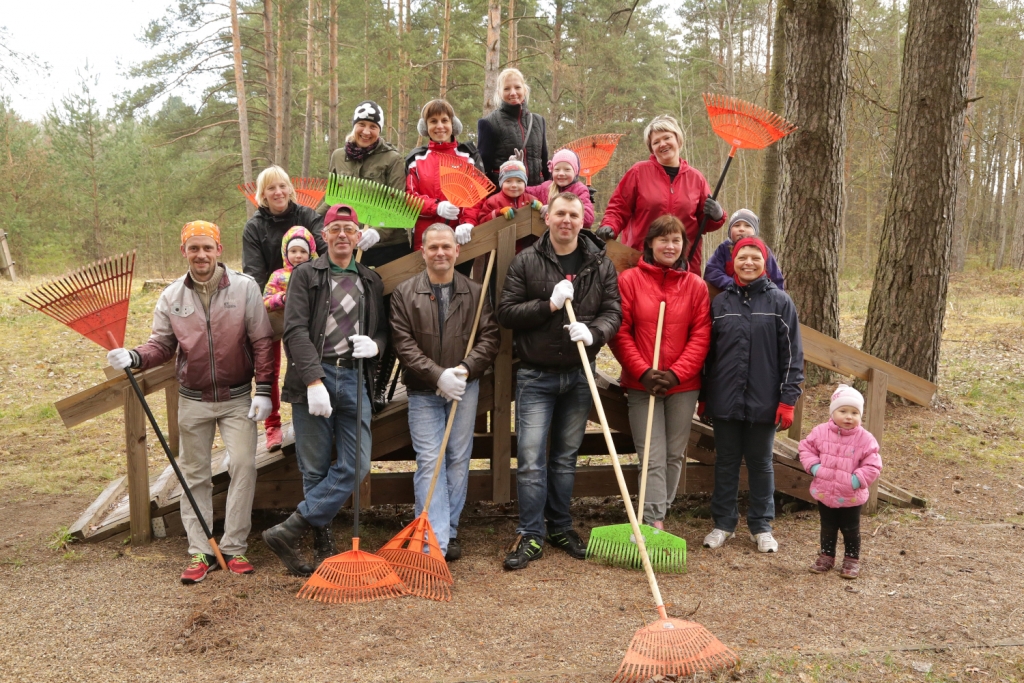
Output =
[
  {"x1": 564, "y1": 301, "x2": 666, "y2": 614},
  {"x1": 636, "y1": 301, "x2": 666, "y2": 521},
  {"x1": 424, "y1": 251, "x2": 497, "y2": 505}
]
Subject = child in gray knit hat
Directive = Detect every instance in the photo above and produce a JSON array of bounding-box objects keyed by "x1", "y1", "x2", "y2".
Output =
[{"x1": 704, "y1": 208, "x2": 786, "y2": 291}]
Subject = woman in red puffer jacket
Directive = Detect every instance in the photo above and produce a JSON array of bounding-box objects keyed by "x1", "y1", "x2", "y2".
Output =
[{"x1": 609, "y1": 215, "x2": 711, "y2": 528}]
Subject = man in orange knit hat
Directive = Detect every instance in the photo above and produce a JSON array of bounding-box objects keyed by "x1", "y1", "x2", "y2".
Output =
[{"x1": 106, "y1": 221, "x2": 276, "y2": 584}]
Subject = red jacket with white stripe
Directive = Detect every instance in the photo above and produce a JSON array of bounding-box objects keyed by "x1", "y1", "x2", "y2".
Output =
[{"x1": 405, "y1": 140, "x2": 482, "y2": 250}]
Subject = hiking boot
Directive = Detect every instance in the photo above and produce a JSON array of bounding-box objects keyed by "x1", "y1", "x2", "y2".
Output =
[
  {"x1": 265, "y1": 425, "x2": 283, "y2": 452},
  {"x1": 546, "y1": 529, "x2": 587, "y2": 560},
  {"x1": 262, "y1": 512, "x2": 314, "y2": 576},
  {"x1": 840, "y1": 556, "x2": 861, "y2": 579},
  {"x1": 703, "y1": 529, "x2": 735, "y2": 549},
  {"x1": 751, "y1": 531, "x2": 779, "y2": 553},
  {"x1": 312, "y1": 525, "x2": 337, "y2": 569},
  {"x1": 180, "y1": 553, "x2": 217, "y2": 584},
  {"x1": 810, "y1": 553, "x2": 835, "y2": 573},
  {"x1": 503, "y1": 534, "x2": 543, "y2": 570},
  {"x1": 226, "y1": 554, "x2": 255, "y2": 575},
  {"x1": 445, "y1": 537, "x2": 462, "y2": 562}
]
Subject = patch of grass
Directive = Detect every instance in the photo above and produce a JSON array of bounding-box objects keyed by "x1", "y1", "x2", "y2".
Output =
[{"x1": 47, "y1": 525, "x2": 74, "y2": 551}]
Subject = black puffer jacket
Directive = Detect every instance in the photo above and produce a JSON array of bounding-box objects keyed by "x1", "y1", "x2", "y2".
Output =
[
  {"x1": 702, "y1": 276, "x2": 804, "y2": 423},
  {"x1": 242, "y1": 202, "x2": 326, "y2": 293},
  {"x1": 497, "y1": 230, "x2": 621, "y2": 371},
  {"x1": 477, "y1": 102, "x2": 550, "y2": 187}
]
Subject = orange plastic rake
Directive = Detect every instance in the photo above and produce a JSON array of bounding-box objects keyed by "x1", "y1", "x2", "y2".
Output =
[
  {"x1": 237, "y1": 177, "x2": 328, "y2": 210},
  {"x1": 688, "y1": 93, "x2": 797, "y2": 262},
  {"x1": 435, "y1": 153, "x2": 496, "y2": 208},
  {"x1": 376, "y1": 250, "x2": 496, "y2": 602},
  {"x1": 559, "y1": 133, "x2": 625, "y2": 186}
]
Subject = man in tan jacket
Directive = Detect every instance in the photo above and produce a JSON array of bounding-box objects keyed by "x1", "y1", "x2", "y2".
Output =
[{"x1": 389, "y1": 224, "x2": 500, "y2": 561}]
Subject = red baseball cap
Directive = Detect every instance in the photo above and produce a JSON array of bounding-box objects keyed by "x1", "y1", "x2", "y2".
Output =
[{"x1": 324, "y1": 203, "x2": 359, "y2": 226}]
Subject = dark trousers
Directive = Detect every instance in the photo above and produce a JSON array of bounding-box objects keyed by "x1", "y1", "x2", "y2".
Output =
[
  {"x1": 709, "y1": 420, "x2": 777, "y2": 535},
  {"x1": 818, "y1": 502, "x2": 862, "y2": 559}
]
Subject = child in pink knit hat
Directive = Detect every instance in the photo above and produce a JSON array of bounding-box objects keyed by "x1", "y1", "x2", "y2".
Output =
[
  {"x1": 526, "y1": 148, "x2": 595, "y2": 229},
  {"x1": 798, "y1": 384, "x2": 883, "y2": 579}
]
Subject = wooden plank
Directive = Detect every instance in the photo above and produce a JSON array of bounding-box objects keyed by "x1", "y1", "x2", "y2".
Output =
[
  {"x1": 864, "y1": 368, "x2": 888, "y2": 514},
  {"x1": 788, "y1": 386, "x2": 805, "y2": 440},
  {"x1": 124, "y1": 387, "x2": 151, "y2": 546},
  {"x1": 165, "y1": 385, "x2": 180, "y2": 457},
  {"x1": 491, "y1": 223, "x2": 517, "y2": 504},
  {"x1": 56, "y1": 361, "x2": 177, "y2": 428},
  {"x1": 69, "y1": 475, "x2": 127, "y2": 540},
  {"x1": 0, "y1": 230, "x2": 16, "y2": 282}
]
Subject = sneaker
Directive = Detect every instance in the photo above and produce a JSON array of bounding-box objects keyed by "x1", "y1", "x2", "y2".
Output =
[
  {"x1": 703, "y1": 529, "x2": 735, "y2": 549},
  {"x1": 180, "y1": 553, "x2": 216, "y2": 584},
  {"x1": 650, "y1": 520, "x2": 665, "y2": 531},
  {"x1": 810, "y1": 553, "x2": 835, "y2": 573},
  {"x1": 265, "y1": 425, "x2": 283, "y2": 452},
  {"x1": 226, "y1": 554, "x2": 255, "y2": 575},
  {"x1": 503, "y1": 534, "x2": 543, "y2": 570},
  {"x1": 839, "y1": 557, "x2": 860, "y2": 579},
  {"x1": 444, "y1": 538, "x2": 462, "y2": 562},
  {"x1": 751, "y1": 531, "x2": 779, "y2": 553},
  {"x1": 546, "y1": 529, "x2": 587, "y2": 559}
]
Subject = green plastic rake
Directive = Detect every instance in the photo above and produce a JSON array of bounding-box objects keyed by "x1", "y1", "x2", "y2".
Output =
[
  {"x1": 587, "y1": 302, "x2": 688, "y2": 573},
  {"x1": 324, "y1": 174, "x2": 425, "y2": 229}
]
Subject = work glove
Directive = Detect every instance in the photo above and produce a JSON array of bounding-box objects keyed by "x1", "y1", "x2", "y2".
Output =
[
  {"x1": 564, "y1": 322, "x2": 593, "y2": 346},
  {"x1": 649, "y1": 369, "x2": 679, "y2": 396},
  {"x1": 810, "y1": 464, "x2": 820, "y2": 476},
  {"x1": 775, "y1": 403, "x2": 795, "y2": 431},
  {"x1": 107, "y1": 347, "x2": 135, "y2": 371},
  {"x1": 307, "y1": 382, "x2": 333, "y2": 418},
  {"x1": 356, "y1": 228, "x2": 380, "y2": 251},
  {"x1": 510, "y1": 149, "x2": 524, "y2": 162},
  {"x1": 704, "y1": 197, "x2": 724, "y2": 222},
  {"x1": 549, "y1": 279, "x2": 574, "y2": 310},
  {"x1": 248, "y1": 395, "x2": 273, "y2": 422},
  {"x1": 594, "y1": 226, "x2": 616, "y2": 241},
  {"x1": 530, "y1": 199, "x2": 543, "y2": 211},
  {"x1": 349, "y1": 334, "x2": 379, "y2": 359},
  {"x1": 455, "y1": 223, "x2": 473, "y2": 245},
  {"x1": 499, "y1": 206, "x2": 515, "y2": 220},
  {"x1": 436, "y1": 366, "x2": 468, "y2": 402},
  {"x1": 851, "y1": 474, "x2": 861, "y2": 490},
  {"x1": 436, "y1": 200, "x2": 461, "y2": 221}
]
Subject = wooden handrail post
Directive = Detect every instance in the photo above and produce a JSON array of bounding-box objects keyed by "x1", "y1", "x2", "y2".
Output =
[
  {"x1": 0, "y1": 230, "x2": 16, "y2": 283},
  {"x1": 124, "y1": 387, "x2": 152, "y2": 545},
  {"x1": 165, "y1": 385, "x2": 180, "y2": 458},
  {"x1": 864, "y1": 368, "x2": 888, "y2": 514},
  {"x1": 787, "y1": 382, "x2": 805, "y2": 440},
  {"x1": 491, "y1": 224, "x2": 516, "y2": 503}
]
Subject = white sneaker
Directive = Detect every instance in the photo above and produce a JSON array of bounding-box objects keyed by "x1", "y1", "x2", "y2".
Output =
[
  {"x1": 751, "y1": 531, "x2": 779, "y2": 553},
  {"x1": 702, "y1": 529, "x2": 735, "y2": 549}
]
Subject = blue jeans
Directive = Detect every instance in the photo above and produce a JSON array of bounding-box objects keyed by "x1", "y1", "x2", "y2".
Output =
[
  {"x1": 407, "y1": 380, "x2": 480, "y2": 554},
  {"x1": 514, "y1": 365, "x2": 593, "y2": 538},
  {"x1": 710, "y1": 420, "x2": 776, "y2": 535},
  {"x1": 292, "y1": 363, "x2": 372, "y2": 528}
]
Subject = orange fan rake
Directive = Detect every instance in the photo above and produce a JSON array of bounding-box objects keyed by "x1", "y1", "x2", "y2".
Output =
[
  {"x1": 376, "y1": 250, "x2": 496, "y2": 602},
  {"x1": 435, "y1": 153, "x2": 496, "y2": 208},
  {"x1": 689, "y1": 93, "x2": 796, "y2": 262},
  {"x1": 559, "y1": 133, "x2": 625, "y2": 186},
  {"x1": 237, "y1": 177, "x2": 328, "y2": 210}
]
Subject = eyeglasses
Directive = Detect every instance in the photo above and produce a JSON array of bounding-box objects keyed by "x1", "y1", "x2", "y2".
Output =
[{"x1": 324, "y1": 225, "x2": 359, "y2": 236}]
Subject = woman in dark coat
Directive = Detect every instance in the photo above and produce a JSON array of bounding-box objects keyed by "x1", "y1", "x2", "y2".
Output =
[{"x1": 477, "y1": 67, "x2": 550, "y2": 188}]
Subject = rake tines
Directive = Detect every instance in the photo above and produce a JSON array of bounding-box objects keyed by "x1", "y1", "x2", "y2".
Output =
[
  {"x1": 559, "y1": 133, "x2": 625, "y2": 185},
  {"x1": 702, "y1": 93, "x2": 797, "y2": 152},
  {"x1": 19, "y1": 251, "x2": 135, "y2": 350},
  {"x1": 435, "y1": 153, "x2": 496, "y2": 208},
  {"x1": 613, "y1": 614, "x2": 739, "y2": 682},
  {"x1": 323, "y1": 174, "x2": 424, "y2": 228},
  {"x1": 376, "y1": 513, "x2": 453, "y2": 602},
  {"x1": 586, "y1": 533, "x2": 687, "y2": 574},
  {"x1": 296, "y1": 539, "x2": 410, "y2": 604},
  {"x1": 237, "y1": 177, "x2": 328, "y2": 210}
]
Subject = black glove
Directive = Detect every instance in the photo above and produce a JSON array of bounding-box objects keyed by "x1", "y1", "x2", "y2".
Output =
[
  {"x1": 704, "y1": 197, "x2": 723, "y2": 222},
  {"x1": 594, "y1": 226, "x2": 616, "y2": 241}
]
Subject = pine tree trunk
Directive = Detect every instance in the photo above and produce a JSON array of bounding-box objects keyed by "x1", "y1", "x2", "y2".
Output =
[
  {"x1": 862, "y1": 0, "x2": 979, "y2": 384},
  {"x1": 951, "y1": 25, "x2": 978, "y2": 273},
  {"x1": 274, "y1": 7, "x2": 287, "y2": 164},
  {"x1": 301, "y1": 0, "x2": 315, "y2": 177},
  {"x1": 328, "y1": 0, "x2": 338, "y2": 154},
  {"x1": 440, "y1": 0, "x2": 451, "y2": 97},
  {"x1": 264, "y1": 0, "x2": 277, "y2": 162},
  {"x1": 231, "y1": 0, "x2": 255, "y2": 218},
  {"x1": 508, "y1": 0, "x2": 517, "y2": 66},
  {"x1": 547, "y1": 0, "x2": 563, "y2": 149},
  {"x1": 757, "y1": 0, "x2": 786, "y2": 250},
  {"x1": 483, "y1": 0, "x2": 501, "y2": 115},
  {"x1": 775, "y1": 0, "x2": 849, "y2": 385}
]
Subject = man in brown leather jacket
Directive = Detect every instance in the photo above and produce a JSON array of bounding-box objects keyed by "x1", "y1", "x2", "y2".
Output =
[{"x1": 389, "y1": 223, "x2": 500, "y2": 561}]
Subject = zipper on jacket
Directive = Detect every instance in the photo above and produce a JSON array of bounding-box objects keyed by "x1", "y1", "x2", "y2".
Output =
[{"x1": 204, "y1": 290, "x2": 219, "y2": 400}]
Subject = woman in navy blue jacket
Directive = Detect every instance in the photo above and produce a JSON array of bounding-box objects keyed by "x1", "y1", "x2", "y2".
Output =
[{"x1": 698, "y1": 236, "x2": 803, "y2": 554}]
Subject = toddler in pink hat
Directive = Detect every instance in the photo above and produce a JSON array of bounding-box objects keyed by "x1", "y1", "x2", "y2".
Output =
[{"x1": 526, "y1": 148, "x2": 595, "y2": 228}]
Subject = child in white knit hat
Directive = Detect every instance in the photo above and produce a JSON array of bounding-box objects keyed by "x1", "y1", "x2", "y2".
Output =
[{"x1": 797, "y1": 384, "x2": 883, "y2": 579}]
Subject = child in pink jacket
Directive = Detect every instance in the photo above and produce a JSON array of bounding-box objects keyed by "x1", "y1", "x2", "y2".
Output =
[
  {"x1": 526, "y1": 148, "x2": 595, "y2": 229},
  {"x1": 798, "y1": 384, "x2": 883, "y2": 579}
]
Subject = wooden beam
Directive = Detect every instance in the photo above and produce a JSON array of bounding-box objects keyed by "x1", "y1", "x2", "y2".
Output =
[
  {"x1": 0, "y1": 230, "x2": 17, "y2": 282},
  {"x1": 69, "y1": 475, "x2": 127, "y2": 541},
  {"x1": 864, "y1": 368, "x2": 888, "y2": 514},
  {"x1": 491, "y1": 223, "x2": 517, "y2": 503},
  {"x1": 165, "y1": 386, "x2": 180, "y2": 457},
  {"x1": 788, "y1": 384, "x2": 805, "y2": 440},
  {"x1": 55, "y1": 362, "x2": 177, "y2": 428},
  {"x1": 124, "y1": 387, "x2": 151, "y2": 546}
]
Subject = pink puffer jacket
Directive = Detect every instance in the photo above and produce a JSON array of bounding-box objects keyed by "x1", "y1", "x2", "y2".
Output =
[{"x1": 798, "y1": 420, "x2": 883, "y2": 508}]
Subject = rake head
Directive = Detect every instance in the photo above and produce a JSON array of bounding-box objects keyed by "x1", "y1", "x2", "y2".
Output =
[
  {"x1": 376, "y1": 512, "x2": 453, "y2": 602},
  {"x1": 613, "y1": 613, "x2": 738, "y2": 682},
  {"x1": 559, "y1": 134, "x2": 625, "y2": 185},
  {"x1": 19, "y1": 251, "x2": 135, "y2": 350},
  {"x1": 702, "y1": 93, "x2": 797, "y2": 152},
  {"x1": 323, "y1": 174, "x2": 424, "y2": 229},
  {"x1": 237, "y1": 177, "x2": 328, "y2": 210},
  {"x1": 586, "y1": 524, "x2": 687, "y2": 574},
  {"x1": 435, "y1": 153, "x2": 496, "y2": 208},
  {"x1": 296, "y1": 538, "x2": 409, "y2": 604}
]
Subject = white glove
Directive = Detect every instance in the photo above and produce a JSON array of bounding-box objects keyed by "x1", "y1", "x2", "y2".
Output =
[
  {"x1": 248, "y1": 395, "x2": 273, "y2": 422},
  {"x1": 356, "y1": 228, "x2": 380, "y2": 251},
  {"x1": 436, "y1": 366, "x2": 468, "y2": 402},
  {"x1": 549, "y1": 279, "x2": 574, "y2": 310},
  {"x1": 454, "y1": 223, "x2": 473, "y2": 245},
  {"x1": 307, "y1": 382, "x2": 333, "y2": 418},
  {"x1": 436, "y1": 201, "x2": 461, "y2": 221},
  {"x1": 510, "y1": 149, "x2": 524, "y2": 162},
  {"x1": 349, "y1": 334, "x2": 379, "y2": 359},
  {"x1": 565, "y1": 322, "x2": 594, "y2": 346},
  {"x1": 107, "y1": 348, "x2": 133, "y2": 370}
]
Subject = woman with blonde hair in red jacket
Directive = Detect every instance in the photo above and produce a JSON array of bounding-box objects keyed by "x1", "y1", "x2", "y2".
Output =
[{"x1": 609, "y1": 215, "x2": 711, "y2": 528}]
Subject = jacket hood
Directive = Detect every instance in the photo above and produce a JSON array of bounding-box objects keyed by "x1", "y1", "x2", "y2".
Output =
[
  {"x1": 280, "y1": 226, "x2": 318, "y2": 270},
  {"x1": 726, "y1": 274, "x2": 774, "y2": 295}
]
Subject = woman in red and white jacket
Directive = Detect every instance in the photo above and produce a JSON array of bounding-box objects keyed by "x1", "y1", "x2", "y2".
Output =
[
  {"x1": 609, "y1": 215, "x2": 711, "y2": 528},
  {"x1": 405, "y1": 99, "x2": 483, "y2": 251}
]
